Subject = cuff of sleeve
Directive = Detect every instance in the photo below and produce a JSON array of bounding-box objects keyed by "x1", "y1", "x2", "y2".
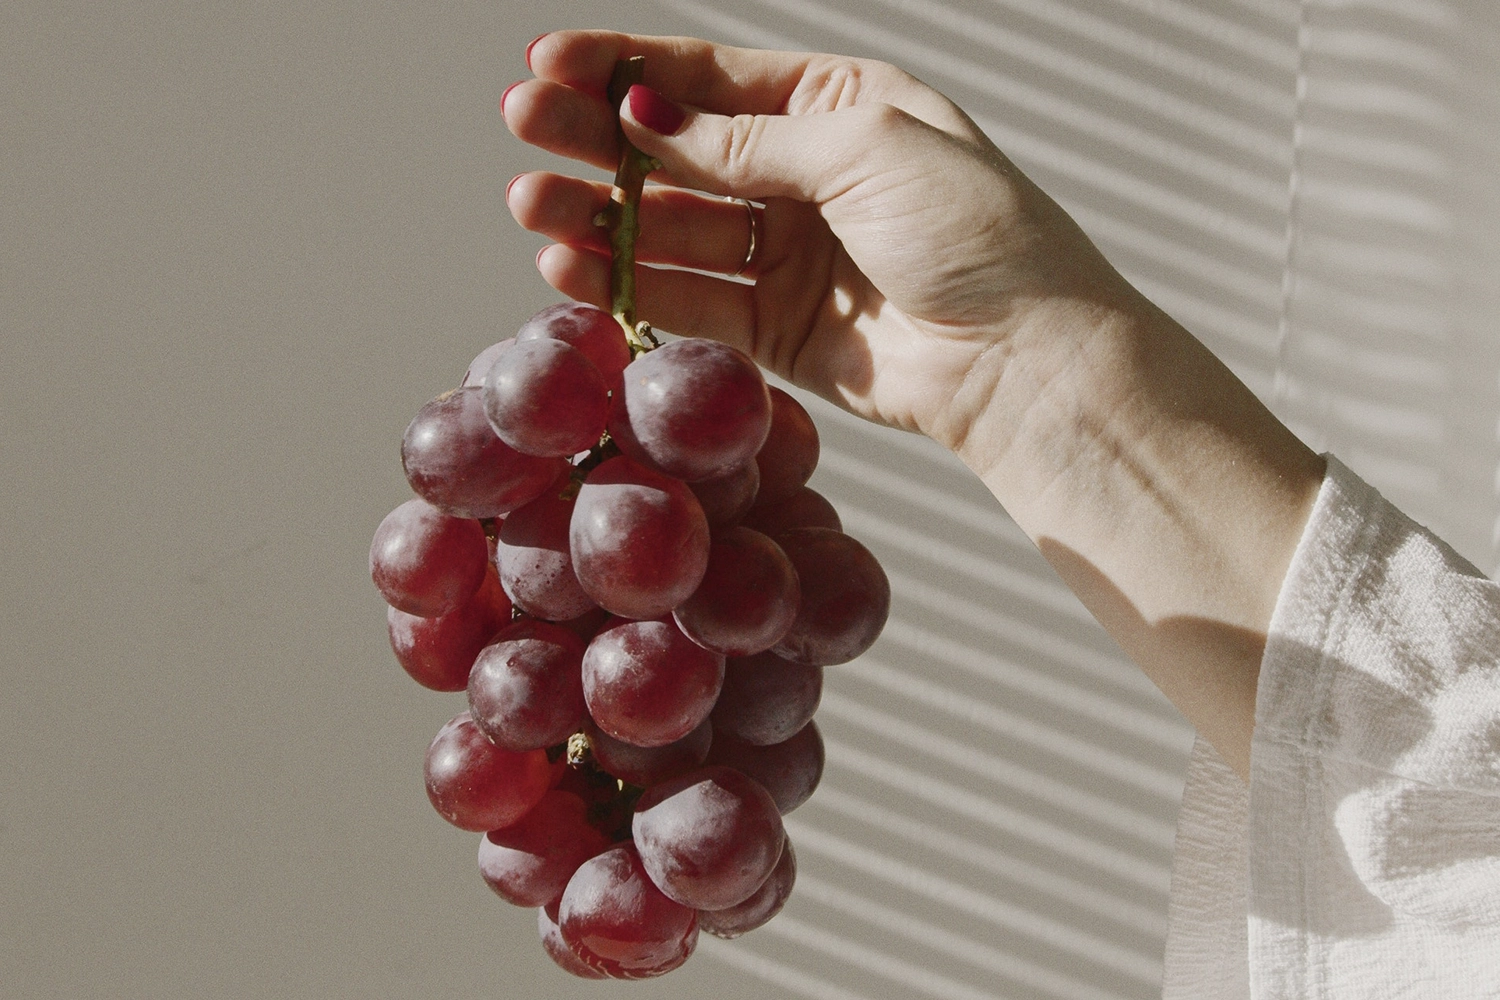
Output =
[{"x1": 1246, "y1": 455, "x2": 1500, "y2": 994}]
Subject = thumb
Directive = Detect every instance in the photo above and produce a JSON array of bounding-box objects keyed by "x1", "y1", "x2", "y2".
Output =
[{"x1": 621, "y1": 84, "x2": 917, "y2": 205}]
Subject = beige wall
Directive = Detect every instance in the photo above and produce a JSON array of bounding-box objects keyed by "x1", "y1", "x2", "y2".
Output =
[{"x1": 4, "y1": 2, "x2": 1496, "y2": 998}]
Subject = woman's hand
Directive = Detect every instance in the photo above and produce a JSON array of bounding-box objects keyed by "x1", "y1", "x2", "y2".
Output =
[
  {"x1": 502, "y1": 29, "x2": 1327, "y2": 781},
  {"x1": 501, "y1": 30, "x2": 1140, "y2": 460}
]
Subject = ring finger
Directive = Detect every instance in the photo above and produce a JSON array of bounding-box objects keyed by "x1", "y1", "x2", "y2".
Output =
[{"x1": 507, "y1": 171, "x2": 764, "y2": 278}]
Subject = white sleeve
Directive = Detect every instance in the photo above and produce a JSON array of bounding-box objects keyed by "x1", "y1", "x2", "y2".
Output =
[{"x1": 1163, "y1": 455, "x2": 1500, "y2": 1000}]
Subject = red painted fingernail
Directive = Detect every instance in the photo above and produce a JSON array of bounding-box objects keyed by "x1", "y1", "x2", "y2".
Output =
[
  {"x1": 525, "y1": 33, "x2": 547, "y2": 70},
  {"x1": 500, "y1": 80, "x2": 522, "y2": 118},
  {"x1": 626, "y1": 85, "x2": 686, "y2": 136},
  {"x1": 506, "y1": 174, "x2": 524, "y2": 204}
]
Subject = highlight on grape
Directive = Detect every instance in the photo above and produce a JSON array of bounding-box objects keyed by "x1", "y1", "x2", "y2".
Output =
[{"x1": 368, "y1": 56, "x2": 889, "y2": 979}]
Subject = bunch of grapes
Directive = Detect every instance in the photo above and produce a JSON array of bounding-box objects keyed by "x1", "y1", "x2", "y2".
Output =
[
  {"x1": 370, "y1": 300, "x2": 890, "y2": 978},
  {"x1": 370, "y1": 53, "x2": 888, "y2": 979}
]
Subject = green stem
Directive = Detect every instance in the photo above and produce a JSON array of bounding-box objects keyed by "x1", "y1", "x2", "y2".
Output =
[
  {"x1": 600, "y1": 56, "x2": 660, "y2": 355},
  {"x1": 557, "y1": 61, "x2": 664, "y2": 835}
]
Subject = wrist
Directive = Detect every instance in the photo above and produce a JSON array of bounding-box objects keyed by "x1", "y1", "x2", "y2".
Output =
[
  {"x1": 946, "y1": 286, "x2": 1324, "y2": 779},
  {"x1": 944, "y1": 289, "x2": 1145, "y2": 503}
]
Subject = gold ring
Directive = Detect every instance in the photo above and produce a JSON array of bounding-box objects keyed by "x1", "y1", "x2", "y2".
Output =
[{"x1": 728, "y1": 196, "x2": 757, "y2": 277}]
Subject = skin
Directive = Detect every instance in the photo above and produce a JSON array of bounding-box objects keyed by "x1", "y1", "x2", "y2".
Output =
[{"x1": 502, "y1": 30, "x2": 1327, "y2": 781}]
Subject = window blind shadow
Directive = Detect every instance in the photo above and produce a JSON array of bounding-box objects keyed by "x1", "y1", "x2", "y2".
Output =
[
  {"x1": 1275, "y1": 0, "x2": 1499, "y2": 572},
  {"x1": 650, "y1": 1, "x2": 1499, "y2": 997}
]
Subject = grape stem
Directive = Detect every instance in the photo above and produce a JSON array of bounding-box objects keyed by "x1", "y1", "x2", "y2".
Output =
[
  {"x1": 599, "y1": 56, "x2": 661, "y2": 356},
  {"x1": 561, "y1": 58, "x2": 664, "y2": 826},
  {"x1": 566, "y1": 730, "x2": 595, "y2": 767}
]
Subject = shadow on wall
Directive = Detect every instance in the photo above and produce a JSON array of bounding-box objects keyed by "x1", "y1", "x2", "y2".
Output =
[
  {"x1": 630, "y1": 2, "x2": 1500, "y2": 999},
  {"x1": 1274, "y1": 0, "x2": 1500, "y2": 572},
  {"x1": 745, "y1": 405, "x2": 1191, "y2": 1000},
  {"x1": 666, "y1": 0, "x2": 1500, "y2": 572}
]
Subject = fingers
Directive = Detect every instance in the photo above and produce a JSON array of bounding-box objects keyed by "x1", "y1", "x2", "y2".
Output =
[
  {"x1": 507, "y1": 172, "x2": 764, "y2": 277},
  {"x1": 505, "y1": 32, "x2": 808, "y2": 175},
  {"x1": 505, "y1": 31, "x2": 984, "y2": 173},
  {"x1": 535, "y1": 244, "x2": 758, "y2": 356}
]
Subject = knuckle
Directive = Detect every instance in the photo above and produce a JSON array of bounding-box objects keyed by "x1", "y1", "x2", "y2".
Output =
[
  {"x1": 789, "y1": 57, "x2": 882, "y2": 113},
  {"x1": 851, "y1": 100, "x2": 913, "y2": 140},
  {"x1": 720, "y1": 112, "x2": 766, "y2": 183}
]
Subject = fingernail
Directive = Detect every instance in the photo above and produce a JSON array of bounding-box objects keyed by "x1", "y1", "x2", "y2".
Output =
[
  {"x1": 500, "y1": 80, "x2": 522, "y2": 118},
  {"x1": 535, "y1": 245, "x2": 551, "y2": 269},
  {"x1": 626, "y1": 85, "x2": 686, "y2": 136},
  {"x1": 525, "y1": 33, "x2": 547, "y2": 70},
  {"x1": 506, "y1": 173, "x2": 524, "y2": 204}
]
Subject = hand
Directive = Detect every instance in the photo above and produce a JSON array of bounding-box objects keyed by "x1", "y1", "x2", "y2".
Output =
[
  {"x1": 501, "y1": 30, "x2": 1142, "y2": 456},
  {"x1": 504, "y1": 30, "x2": 1328, "y2": 782}
]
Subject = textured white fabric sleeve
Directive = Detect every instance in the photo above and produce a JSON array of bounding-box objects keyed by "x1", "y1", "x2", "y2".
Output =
[{"x1": 1163, "y1": 455, "x2": 1500, "y2": 1000}]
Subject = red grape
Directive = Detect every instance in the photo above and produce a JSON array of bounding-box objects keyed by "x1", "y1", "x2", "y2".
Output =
[
  {"x1": 586, "y1": 717, "x2": 712, "y2": 789},
  {"x1": 772, "y1": 527, "x2": 890, "y2": 665},
  {"x1": 632, "y1": 766, "x2": 785, "y2": 910},
  {"x1": 386, "y1": 564, "x2": 512, "y2": 691},
  {"x1": 496, "y1": 490, "x2": 598, "y2": 621},
  {"x1": 461, "y1": 338, "x2": 514, "y2": 387},
  {"x1": 467, "y1": 618, "x2": 588, "y2": 752},
  {"x1": 555, "y1": 606, "x2": 611, "y2": 644},
  {"x1": 569, "y1": 457, "x2": 710, "y2": 619},
  {"x1": 370, "y1": 498, "x2": 488, "y2": 617},
  {"x1": 612, "y1": 339, "x2": 772, "y2": 481},
  {"x1": 484, "y1": 339, "x2": 609, "y2": 458},
  {"x1": 402, "y1": 387, "x2": 566, "y2": 518},
  {"x1": 478, "y1": 790, "x2": 611, "y2": 907},
  {"x1": 602, "y1": 389, "x2": 659, "y2": 473},
  {"x1": 423, "y1": 712, "x2": 558, "y2": 832},
  {"x1": 711, "y1": 651, "x2": 822, "y2": 746},
  {"x1": 582, "y1": 617, "x2": 724, "y2": 748},
  {"x1": 708, "y1": 721, "x2": 825, "y2": 815},
  {"x1": 553, "y1": 767, "x2": 634, "y2": 842},
  {"x1": 740, "y1": 486, "x2": 842, "y2": 539},
  {"x1": 698, "y1": 839, "x2": 797, "y2": 939},
  {"x1": 754, "y1": 387, "x2": 819, "y2": 504},
  {"x1": 538, "y1": 906, "x2": 608, "y2": 979},
  {"x1": 673, "y1": 527, "x2": 800, "y2": 656},
  {"x1": 686, "y1": 461, "x2": 760, "y2": 529},
  {"x1": 516, "y1": 302, "x2": 631, "y2": 395},
  {"x1": 558, "y1": 844, "x2": 699, "y2": 979}
]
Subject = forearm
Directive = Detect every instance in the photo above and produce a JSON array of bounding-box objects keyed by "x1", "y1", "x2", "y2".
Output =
[{"x1": 957, "y1": 291, "x2": 1326, "y2": 781}]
